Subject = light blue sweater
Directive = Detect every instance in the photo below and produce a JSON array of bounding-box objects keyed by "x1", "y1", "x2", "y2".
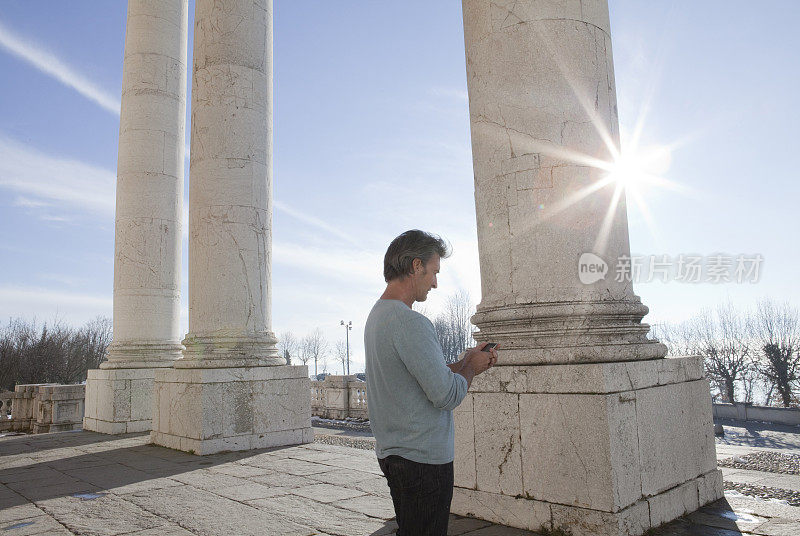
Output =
[{"x1": 364, "y1": 299, "x2": 469, "y2": 464}]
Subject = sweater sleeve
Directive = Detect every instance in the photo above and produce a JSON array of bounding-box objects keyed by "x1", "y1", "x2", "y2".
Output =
[{"x1": 392, "y1": 311, "x2": 468, "y2": 411}]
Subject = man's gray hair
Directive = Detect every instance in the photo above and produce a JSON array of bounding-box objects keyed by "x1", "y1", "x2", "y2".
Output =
[{"x1": 383, "y1": 230, "x2": 451, "y2": 282}]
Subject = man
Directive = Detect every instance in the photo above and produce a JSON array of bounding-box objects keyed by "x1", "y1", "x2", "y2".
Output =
[{"x1": 364, "y1": 229, "x2": 498, "y2": 535}]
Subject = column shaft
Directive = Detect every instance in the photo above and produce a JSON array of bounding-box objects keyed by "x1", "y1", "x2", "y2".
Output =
[
  {"x1": 180, "y1": 0, "x2": 281, "y2": 366},
  {"x1": 106, "y1": 0, "x2": 188, "y2": 368},
  {"x1": 463, "y1": 0, "x2": 665, "y2": 364}
]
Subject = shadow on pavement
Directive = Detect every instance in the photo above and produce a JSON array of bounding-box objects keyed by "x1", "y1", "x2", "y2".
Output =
[{"x1": 0, "y1": 431, "x2": 309, "y2": 510}]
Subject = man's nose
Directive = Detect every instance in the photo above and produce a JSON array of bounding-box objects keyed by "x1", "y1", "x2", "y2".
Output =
[{"x1": 432, "y1": 277, "x2": 437, "y2": 288}]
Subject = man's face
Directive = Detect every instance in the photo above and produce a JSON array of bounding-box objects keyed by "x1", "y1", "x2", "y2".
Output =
[{"x1": 413, "y1": 254, "x2": 440, "y2": 303}]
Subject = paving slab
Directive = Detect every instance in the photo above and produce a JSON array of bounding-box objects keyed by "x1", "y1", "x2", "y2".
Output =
[
  {"x1": 35, "y1": 492, "x2": 169, "y2": 536},
  {"x1": 125, "y1": 485, "x2": 316, "y2": 536},
  {"x1": 247, "y1": 493, "x2": 389, "y2": 536},
  {"x1": 0, "y1": 513, "x2": 73, "y2": 535},
  {"x1": 1, "y1": 422, "x2": 800, "y2": 535}
]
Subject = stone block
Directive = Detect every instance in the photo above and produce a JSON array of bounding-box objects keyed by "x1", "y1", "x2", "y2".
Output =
[
  {"x1": 550, "y1": 500, "x2": 650, "y2": 536},
  {"x1": 637, "y1": 380, "x2": 717, "y2": 496},
  {"x1": 518, "y1": 391, "x2": 640, "y2": 512},
  {"x1": 151, "y1": 365, "x2": 312, "y2": 455},
  {"x1": 453, "y1": 393, "x2": 476, "y2": 489},
  {"x1": 474, "y1": 392, "x2": 522, "y2": 496},
  {"x1": 451, "y1": 487, "x2": 550, "y2": 530},
  {"x1": 84, "y1": 368, "x2": 156, "y2": 434},
  {"x1": 647, "y1": 479, "x2": 700, "y2": 527},
  {"x1": 698, "y1": 469, "x2": 724, "y2": 506}
]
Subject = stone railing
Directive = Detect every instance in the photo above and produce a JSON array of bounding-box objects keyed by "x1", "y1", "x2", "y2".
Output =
[
  {"x1": 311, "y1": 375, "x2": 368, "y2": 420},
  {"x1": 0, "y1": 383, "x2": 85, "y2": 434},
  {"x1": 713, "y1": 401, "x2": 800, "y2": 427}
]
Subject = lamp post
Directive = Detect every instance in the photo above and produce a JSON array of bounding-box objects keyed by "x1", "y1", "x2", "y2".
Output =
[{"x1": 340, "y1": 320, "x2": 352, "y2": 375}]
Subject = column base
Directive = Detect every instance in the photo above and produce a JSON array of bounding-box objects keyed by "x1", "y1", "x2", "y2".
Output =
[
  {"x1": 452, "y1": 356, "x2": 723, "y2": 536},
  {"x1": 453, "y1": 470, "x2": 723, "y2": 536},
  {"x1": 151, "y1": 365, "x2": 313, "y2": 455},
  {"x1": 84, "y1": 368, "x2": 158, "y2": 434}
]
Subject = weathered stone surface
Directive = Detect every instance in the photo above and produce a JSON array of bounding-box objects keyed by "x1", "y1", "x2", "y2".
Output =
[
  {"x1": 248, "y1": 494, "x2": 388, "y2": 535},
  {"x1": 151, "y1": 366, "x2": 313, "y2": 455},
  {"x1": 648, "y1": 480, "x2": 700, "y2": 527},
  {"x1": 84, "y1": 369, "x2": 155, "y2": 435},
  {"x1": 550, "y1": 501, "x2": 650, "y2": 536},
  {"x1": 332, "y1": 493, "x2": 396, "y2": 520},
  {"x1": 474, "y1": 393, "x2": 522, "y2": 496},
  {"x1": 518, "y1": 391, "x2": 640, "y2": 511},
  {"x1": 455, "y1": 359, "x2": 721, "y2": 533},
  {"x1": 637, "y1": 380, "x2": 717, "y2": 496},
  {"x1": 470, "y1": 357, "x2": 704, "y2": 394},
  {"x1": 36, "y1": 492, "x2": 167, "y2": 536},
  {"x1": 451, "y1": 487, "x2": 550, "y2": 530},
  {"x1": 125, "y1": 485, "x2": 314, "y2": 535},
  {"x1": 454, "y1": 393, "x2": 477, "y2": 489},
  {"x1": 290, "y1": 482, "x2": 366, "y2": 503}
]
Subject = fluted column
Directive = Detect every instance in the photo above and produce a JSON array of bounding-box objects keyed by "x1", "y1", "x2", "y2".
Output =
[
  {"x1": 453, "y1": 2, "x2": 721, "y2": 533},
  {"x1": 464, "y1": 0, "x2": 664, "y2": 364},
  {"x1": 179, "y1": 0, "x2": 282, "y2": 367},
  {"x1": 84, "y1": 0, "x2": 188, "y2": 435}
]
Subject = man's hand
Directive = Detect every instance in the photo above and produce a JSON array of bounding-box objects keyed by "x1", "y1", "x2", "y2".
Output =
[
  {"x1": 454, "y1": 342, "x2": 500, "y2": 387},
  {"x1": 464, "y1": 342, "x2": 499, "y2": 375}
]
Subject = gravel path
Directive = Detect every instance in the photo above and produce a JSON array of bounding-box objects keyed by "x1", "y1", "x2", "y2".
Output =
[
  {"x1": 723, "y1": 481, "x2": 800, "y2": 506},
  {"x1": 314, "y1": 432, "x2": 376, "y2": 451},
  {"x1": 719, "y1": 451, "x2": 800, "y2": 475}
]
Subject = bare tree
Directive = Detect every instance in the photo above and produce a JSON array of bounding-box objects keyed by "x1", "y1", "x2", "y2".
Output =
[
  {"x1": 431, "y1": 290, "x2": 475, "y2": 364},
  {"x1": 278, "y1": 331, "x2": 297, "y2": 365},
  {"x1": 303, "y1": 328, "x2": 328, "y2": 378},
  {"x1": 751, "y1": 299, "x2": 800, "y2": 407},
  {"x1": 696, "y1": 303, "x2": 752, "y2": 403},
  {"x1": 334, "y1": 340, "x2": 348, "y2": 375},
  {"x1": 0, "y1": 316, "x2": 111, "y2": 390}
]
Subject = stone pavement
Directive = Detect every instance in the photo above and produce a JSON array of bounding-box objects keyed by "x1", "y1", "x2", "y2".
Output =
[{"x1": 1, "y1": 422, "x2": 800, "y2": 536}]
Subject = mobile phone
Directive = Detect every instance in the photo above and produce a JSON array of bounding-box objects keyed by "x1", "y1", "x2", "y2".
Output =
[{"x1": 483, "y1": 342, "x2": 498, "y2": 350}]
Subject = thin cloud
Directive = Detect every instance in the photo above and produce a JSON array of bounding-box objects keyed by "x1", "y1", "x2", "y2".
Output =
[
  {"x1": 13, "y1": 196, "x2": 51, "y2": 208},
  {"x1": 0, "y1": 135, "x2": 116, "y2": 216},
  {"x1": 0, "y1": 18, "x2": 120, "y2": 115},
  {"x1": 274, "y1": 199, "x2": 360, "y2": 246},
  {"x1": 0, "y1": 286, "x2": 113, "y2": 321}
]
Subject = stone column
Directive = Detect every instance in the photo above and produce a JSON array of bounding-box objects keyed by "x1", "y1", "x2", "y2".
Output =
[
  {"x1": 84, "y1": 0, "x2": 188, "y2": 435},
  {"x1": 151, "y1": 0, "x2": 312, "y2": 455},
  {"x1": 453, "y1": 2, "x2": 722, "y2": 534}
]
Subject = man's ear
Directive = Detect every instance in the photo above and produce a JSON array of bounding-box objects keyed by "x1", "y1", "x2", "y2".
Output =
[{"x1": 412, "y1": 258, "x2": 423, "y2": 273}]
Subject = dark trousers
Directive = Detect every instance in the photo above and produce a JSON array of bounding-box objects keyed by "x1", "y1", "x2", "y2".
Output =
[{"x1": 378, "y1": 455, "x2": 454, "y2": 536}]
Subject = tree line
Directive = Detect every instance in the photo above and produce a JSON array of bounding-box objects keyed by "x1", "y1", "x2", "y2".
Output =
[
  {"x1": 0, "y1": 317, "x2": 112, "y2": 392},
  {"x1": 653, "y1": 298, "x2": 799, "y2": 407},
  {"x1": 3, "y1": 296, "x2": 796, "y2": 408}
]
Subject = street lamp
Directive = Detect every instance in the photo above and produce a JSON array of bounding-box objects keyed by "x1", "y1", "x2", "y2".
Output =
[{"x1": 340, "y1": 320, "x2": 352, "y2": 375}]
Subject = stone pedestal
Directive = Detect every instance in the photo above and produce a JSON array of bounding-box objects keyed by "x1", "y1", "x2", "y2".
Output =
[
  {"x1": 457, "y1": 1, "x2": 722, "y2": 533},
  {"x1": 320, "y1": 375, "x2": 357, "y2": 420},
  {"x1": 84, "y1": 0, "x2": 188, "y2": 434},
  {"x1": 453, "y1": 358, "x2": 722, "y2": 534},
  {"x1": 32, "y1": 384, "x2": 86, "y2": 434},
  {"x1": 152, "y1": 0, "x2": 311, "y2": 454},
  {"x1": 152, "y1": 366, "x2": 313, "y2": 455}
]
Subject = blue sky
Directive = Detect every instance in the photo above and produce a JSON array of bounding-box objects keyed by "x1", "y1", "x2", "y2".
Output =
[{"x1": 1, "y1": 1, "x2": 798, "y2": 374}]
